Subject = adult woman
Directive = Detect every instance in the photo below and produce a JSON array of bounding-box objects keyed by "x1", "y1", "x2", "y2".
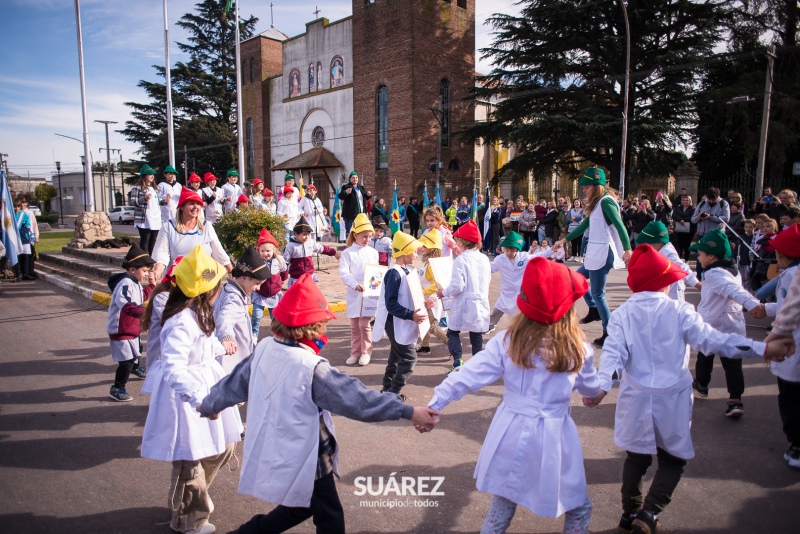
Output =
[
  {"x1": 371, "y1": 197, "x2": 389, "y2": 225},
  {"x1": 541, "y1": 201, "x2": 559, "y2": 244},
  {"x1": 554, "y1": 167, "x2": 632, "y2": 346},
  {"x1": 630, "y1": 199, "x2": 656, "y2": 245},
  {"x1": 672, "y1": 195, "x2": 695, "y2": 261},
  {"x1": 13, "y1": 198, "x2": 34, "y2": 280},
  {"x1": 621, "y1": 198, "x2": 636, "y2": 238},
  {"x1": 484, "y1": 196, "x2": 502, "y2": 254},
  {"x1": 567, "y1": 199, "x2": 585, "y2": 261},
  {"x1": 129, "y1": 165, "x2": 162, "y2": 255},
  {"x1": 518, "y1": 202, "x2": 538, "y2": 251},
  {"x1": 151, "y1": 187, "x2": 232, "y2": 284}
]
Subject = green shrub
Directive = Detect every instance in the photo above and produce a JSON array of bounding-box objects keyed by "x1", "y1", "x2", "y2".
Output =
[
  {"x1": 213, "y1": 207, "x2": 287, "y2": 259},
  {"x1": 38, "y1": 214, "x2": 59, "y2": 224}
]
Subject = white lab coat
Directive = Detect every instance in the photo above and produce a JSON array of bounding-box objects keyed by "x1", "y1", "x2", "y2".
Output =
[
  {"x1": 158, "y1": 180, "x2": 182, "y2": 222},
  {"x1": 339, "y1": 244, "x2": 379, "y2": 319},
  {"x1": 490, "y1": 251, "x2": 530, "y2": 315},
  {"x1": 428, "y1": 335, "x2": 601, "y2": 518},
  {"x1": 442, "y1": 249, "x2": 491, "y2": 332},
  {"x1": 151, "y1": 220, "x2": 231, "y2": 271},
  {"x1": 584, "y1": 195, "x2": 626, "y2": 271},
  {"x1": 767, "y1": 265, "x2": 800, "y2": 382},
  {"x1": 277, "y1": 197, "x2": 300, "y2": 232},
  {"x1": 141, "y1": 309, "x2": 242, "y2": 461},
  {"x1": 599, "y1": 291, "x2": 766, "y2": 459},
  {"x1": 372, "y1": 265, "x2": 419, "y2": 345},
  {"x1": 142, "y1": 291, "x2": 169, "y2": 393},
  {"x1": 696, "y1": 265, "x2": 759, "y2": 335},
  {"x1": 213, "y1": 281, "x2": 256, "y2": 373},
  {"x1": 299, "y1": 196, "x2": 326, "y2": 237},
  {"x1": 658, "y1": 242, "x2": 698, "y2": 301},
  {"x1": 221, "y1": 182, "x2": 242, "y2": 213},
  {"x1": 202, "y1": 186, "x2": 224, "y2": 222}
]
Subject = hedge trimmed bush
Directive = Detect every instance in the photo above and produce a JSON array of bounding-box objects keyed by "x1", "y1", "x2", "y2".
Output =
[{"x1": 213, "y1": 207, "x2": 286, "y2": 259}]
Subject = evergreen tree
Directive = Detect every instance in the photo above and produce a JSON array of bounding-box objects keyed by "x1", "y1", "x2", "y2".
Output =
[
  {"x1": 464, "y1": 0, "x2": 727, "y2": 191},
  {"x1": 120, "y1": 0, "x2": 257, "y2": 182}
]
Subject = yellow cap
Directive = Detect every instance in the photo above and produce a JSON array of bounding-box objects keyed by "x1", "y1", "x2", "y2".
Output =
[
  {"x1": 391, "y1": 231, "x2": 423, "y2": 258},
  {"x1": 418, "y1": 228, "x2": 442, "y2": 250},
  {"x1": 350, "y1": 213, "x2": 374, "y2": 234},
  {"x1": 175, "y1": 245, "x2": 227, "y2": 298}
]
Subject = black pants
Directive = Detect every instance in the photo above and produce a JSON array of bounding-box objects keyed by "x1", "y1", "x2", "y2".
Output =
[
  {"x1": 447, "y1": 329, "x2": 483, "y2": 361},
  {"x1": 674, "y1": 232, "x2": 693, "y2": 261},
  {"x1": 137, "y1": 228, "x2": 159, "y2": 256},
  {"x1": 621, "y1": 448, "x2": 687, "y2": 514},
  {"x1": 16, "y1": 253, "x2": 32, "y2": 278},
  {"x1": 570, "y1": 235, "x2": 582, "y2": 257},
  {"x1": 29, "y1": 244, "x2": 36, "y2": 275},
  {"x1": 114, "y1": 359, "x2": 135, "y2": 389},
  {"x1": 381, "y1": 316, "x2": 418, "y2": 394},
  {"x1": 695, "y1": 351, "x2": 744, "y2": 399},
  {"x1": 409, "y1": 220, "x2": 420, "y2": 238},
  {"x1": 778, "y1": 377, "x2": 800, "y2": 447},
  {"x1": 238, "y1": 472, "x2": 344, "y2": 534}
]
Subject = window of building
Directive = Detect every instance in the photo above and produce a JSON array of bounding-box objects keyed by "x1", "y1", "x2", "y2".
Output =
[
  {"x1": 246, "y1": 118, "x2": 255, "y2": 178},
  {"x1": 330, "y1": 56, "x2": 345, "y2": 88},
  {"x1": 457, "y1": 0, "x2": 467, "y2": 9},
  {"x1": 316, "y1": 62, "x2": 323, "y2": 91},
  {"x1": 309, "y1": 63, "x2": 316, "y2": 92},
  {"x1": 289, "y1": 68, "x2": 301, "y2": 97},
  {"x1": 312, "y1": 126, "x2": 325, "y2": 148},
  {"x1": 249, "y1": 58, "x2": 255, "y2": 84},
  {"x1": 474, "y1": 161, "x2": 480, "y2": 183},
  {"x1": 439, "y1": 79, "x2": 450, "y2": 148},
  {"x1": 376, "y1": 86, "x2": 388, "y2": 170}
]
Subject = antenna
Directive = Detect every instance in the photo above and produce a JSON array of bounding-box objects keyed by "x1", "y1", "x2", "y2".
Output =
[{"x1": 270, "y1": 2, "x2": 274, "y2": 27}]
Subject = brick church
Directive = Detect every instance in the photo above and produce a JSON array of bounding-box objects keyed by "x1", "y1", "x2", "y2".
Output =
[{"x1": 240, "y1": 0, "x2": 476, "y2": 210}]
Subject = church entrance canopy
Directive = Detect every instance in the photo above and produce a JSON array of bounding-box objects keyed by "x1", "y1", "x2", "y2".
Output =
[{"x1": 272, "y1": 147, "x2": 344, "y2": 210}]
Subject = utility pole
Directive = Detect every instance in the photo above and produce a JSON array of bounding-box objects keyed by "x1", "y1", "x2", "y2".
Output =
[
  {"x1": 55, "y1": 161, "x2": 64, "y2": 225},
  {"x1": 184, "y1": 145, "x2": 188, "y2": 183},
  {"x1": 95, "y1": 120, "x2": 117, "y2": 210},
  {"x1": 618, "y1": 0, "x2": 631, "y2": 199},
  {"x1": 754, "y1": 45, "x2": 776, "y2": 202},
  {"x1": 74, "y1": 0, "x2": 94, "y2": 212},
  {"x1": 234, "y1": 0, "x2": 245, "y2": 177},
  {"x1": 163, "y1": 0, "x2": 176, "y2": 168},
  {"x1": 0, "y1": 153, "x2": 8, "y2": 173}
]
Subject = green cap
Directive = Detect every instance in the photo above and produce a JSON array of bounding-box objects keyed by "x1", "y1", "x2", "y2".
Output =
[
  {"x1": 635, "y1": 221, "x2": 669, "y2": 245},
  {"x1": 500, "y1": 231, "x2": 525, "y2": 250},
  {"x1": 577, "y1": 166, "x2": 606, "y2": 187},
  {"x1": 227, "y1": 168, "x2": 239, "y2": 177},
  {"x1": 689, "y1": 228, "x2": 731, "y2": 259},
  {"x1": 349, "y1": 170, "x2": 358, "y2": 177},
  {"x1": 139, "y1": 164, "x2": 155, "y2": 176},
  {"x1": 284, "y1": 173, "x2": 294, "y2": 181},
  {"x1": 163, "y1": 165, "x2": 178, "y2": 174}
]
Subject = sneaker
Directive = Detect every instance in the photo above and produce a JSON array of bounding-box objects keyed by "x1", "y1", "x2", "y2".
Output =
[
  {"x1": 132, "y1": 366, "x2": 147, "y2": 379},
  {"x1": 567, "y1": 256, "x2": 575, "y2": 262},
  {"x1": 631, "y1": 509, "x2": 658, "y2": 534},
  {"x1": 345, "y1": 355, "x2": 359, "y2": 366},
  {"x1": 725, "y1": 401, "x2": 744, "y2": 419},
  {"x1": 178, "y1": 522, "x2": 216, "y2": 534},
  {"x1": 692, "y1": 379, "x2": 708, "y2": 398},
  {"x1": 416, "y1": 346, "x2": 431, "y2": 354},
  {"x1": 593, "y1": 330, "x2": 608, "y2": 347},
  {"x1": 448, "y1": 359, "x2": 463, "y2": 374},
  {"x1": 358, "y1": 353, "x2": 371, "y2": 366},
  {"x1": 485, "y1": 325, "x2": 497, "y2": 336},
  {"x1": 580, "y1": 307, "x2": 601, "y2": 324},
  {"x1": 617, "y1": 512, "x2": 637, "y2": 534},
  {"x1": 783, "y1": 445, "x2": 800, "y2": 468},
  {"x1": 109, "y1": 386, "x2": 133, "y2": 402}
]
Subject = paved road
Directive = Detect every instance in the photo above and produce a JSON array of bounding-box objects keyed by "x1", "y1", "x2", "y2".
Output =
[{"x1": 0, "y1": 265, "x2": 797, "y2": 533}]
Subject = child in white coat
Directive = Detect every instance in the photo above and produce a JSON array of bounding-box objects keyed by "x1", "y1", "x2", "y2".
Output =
[
  {"x1": 635, "y1": 221, "x2": 700, "y2": 301},
  {"x1": 369, "y1": 219, "x2": 393, "y2": 266},
  {"x1": 437, "y1": 220, "x2": 491, "y2": 372},
  {"x1": 488, "y1": 231, "x2": 529, "y2": 333},
  {"x1": 141, "y1": 256, "x2": 183, "y2": 394},
  {"x1": 428, "y1": 258, "x2": 601, "y2": 534},
  {"x1": 415, "y1": 228, "x2": 449, "y2": 354},
  {"x1": 584, "y1": 244, "x2": 790, "y2": 534},
  {"x1": 339, "y1": 214, "x2": 379, "y2": 366},
  {"x1": 250, "y1": 229, "x2": 288, "y2": 339}
]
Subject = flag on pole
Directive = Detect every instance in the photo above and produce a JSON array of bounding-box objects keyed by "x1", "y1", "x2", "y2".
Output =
[
  {"x1": 223, "y1": 0, "x2": 234, "y2": 18},
  {"x1": 1, "y1": 169, "x2": 21, "y2": 267},
  {"x1": 470, "y1": 188, "x2": 478, "y2": 221},
  {"x1": 390, "y1": 185, "x2": 401, "y2": 235},
  {"x1": 298, "y1": 174, "x2": 305, "y2": 198},
  {"x1": 435, "y1": 186, "x2": 442, "y2": 209},
  {"x1": 423, "y1": 181, "x2": 429, "y2": 214},
  {"x1": 332, "y1": 186, "x2": 342, "y2": 241},
  {"x1": 482, "y1": 184, "x2": 491, "y2": 242}
]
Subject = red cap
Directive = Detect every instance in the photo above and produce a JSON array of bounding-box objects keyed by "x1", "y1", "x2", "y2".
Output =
[
  {"x1": 772, "y1": 223, "x2": 800, "y2": 258},
  {"x1": 237, "y1": 194, "x2": 250, "y2": 204},
  {"x1": 517, "y1": 257, "x2": 588, "y2": 324},
  {"x1": 177, "y1": 187, "x2": 204, "y2": 208},
  {"x1": 257, "y1": 228, "x2": 279, "y2": 248},
  {"x1": 272, "y1": 274, "x2": 337, "y2": 327},
  {"x1": 160, "y1": 255, "x2": 184, "y2": 285},
  {"x1": 263, "y1": 187, "x2": 273, "y2": 196},
  {"x1": 203, "y1": 172, "x2": 218, "y2": 183},
  {"x1": 627, "y1": 244, "x2": 688, "y2": 293},
  {"x1": 283, "y1": 185, "x2": 294, "y2": 194},
  {"x1": 452, "y1": 219, "x2": 481, "y2": 244},
  {"x1": 306, "y1": 183, "x2": 317, "y2": 191},
  {"x1": 188, "y1": 173, "x2": 202, "y2": 183},
  {"x1": 253, "y1": 178, "x2": 263, "y2": 186}
]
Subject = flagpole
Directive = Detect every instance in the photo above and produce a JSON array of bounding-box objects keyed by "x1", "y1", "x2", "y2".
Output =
[
  {"x1": 74, "y1": 0, "x2": 94, "y2": 212},
  {"x1": 234, "y1": 0, "x2": 246, "y2": 177},
  {"x1": 163, "y1": 0, "x2": 176, "y2": 169}
]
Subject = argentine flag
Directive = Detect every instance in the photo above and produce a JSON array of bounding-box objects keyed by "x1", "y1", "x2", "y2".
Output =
[{"x1": 1, "y1": 170, "x2": 21, "y2": 266}]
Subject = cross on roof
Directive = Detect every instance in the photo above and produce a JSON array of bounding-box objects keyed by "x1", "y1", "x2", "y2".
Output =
[{"x1": 314, "y1": 6, "x2": 321, "y2": 18}]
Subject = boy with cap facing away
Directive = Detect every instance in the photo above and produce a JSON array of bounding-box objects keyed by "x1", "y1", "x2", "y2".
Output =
[
  {"x1": 222, "y1": 168, "x2": 242, "y2": 214},
  {"x1": 689, "y1": 229, "x2": 766, "y2": 418},
  {"x1": 369, "y1": 217, "x2": 393, "y2": 266},
  {"x1": 634, "y1": 221, "x2": 701, "y2": 301},
  {"x1": 159, "y1": 165, "x2": 183, "y2": 222},
  {"x1": 107, "y1": 244, "x2": 155, "y2": 401},
  {"x1": 283, "y1": 216, "x2": 341, "y2": 287},
  {"x1": 584, "y1": 244, "x2": 791, "y2": 534},
  {"x1": 197, "y1": 274, "x2": 439, "y2": 534},
  {"x1": 487, "y1": 230, "x2": 530, "y2": 335},
  {"x1": 213, "y1": 246, "x2": 270, "y2": 374}
]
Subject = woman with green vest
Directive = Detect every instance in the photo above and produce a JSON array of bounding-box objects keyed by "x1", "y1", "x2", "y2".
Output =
[{"x1": 554, "y1": 167, "x2": 632, "y2": 346}]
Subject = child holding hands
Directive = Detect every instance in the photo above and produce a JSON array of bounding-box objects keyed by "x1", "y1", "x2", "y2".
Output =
[
  {"x1": 487, "y1": 231, "x2": 529, "y2": 334},
  {"x1": 415, "y1": 228, "x2": 449, "y2": 354},
  {"x1": 251, "y1": 229, "x2": 288, "y2": 339},
  {"x1": 369, "y1": 219, "x2": 392, "y2": 266}
]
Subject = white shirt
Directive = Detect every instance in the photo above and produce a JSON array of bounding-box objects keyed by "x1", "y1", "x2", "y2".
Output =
[
  {"x1": 221, "y1": 182, "x2": 242, "y2": 213},
  {"x1": 277, "y1": 197, "x2": 300, "y2": 231},
  {"x1": 490, "y1": 251, "x2": 530, "y2": 315},
  {"x1": 339, "y1": 244, "x2": 380, "y2": 318},
  {"x1": 767, "y1": 264, "x2": 800, "y2": 381},
  {"x1": 442, "y1": 248, "x2": 491, "y2": 332},
  {"x1": 696, "y1": 265, "x2": 759, "y2": 335},
  {"x1": 658, "y1": 242, "x2": 699, "y2": 301},
  {"x1": 202, "y1": 186, "x2": 224, "y2": 222},
  {"x1": 158, "y1": 180, "x2": 182, "y2": 222},
  {"x1": 151, "y1": 220, "x2": 231, "y2": 270}
]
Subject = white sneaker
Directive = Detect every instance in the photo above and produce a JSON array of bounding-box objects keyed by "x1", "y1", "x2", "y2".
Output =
[
  {"x1": 567, "y1": 256, "x2": 575, "y2": 262},
  {"x1": 346, "y1": 355, "x2": 359, "y2": 365},
  {"x1": 179, "y1": 523, "x2": 215, "y2": 534},
  {"x1": 358, "y1": 353, "x2": 371, "y2": 366}
]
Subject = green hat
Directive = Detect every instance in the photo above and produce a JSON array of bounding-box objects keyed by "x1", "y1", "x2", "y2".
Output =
[
  {"x1": 284, "y1": 173, "x2": 294, "y2": 181},
  {"x1": 139, "y1": 164, "x2": 155, "y2": 176},
  {"x1": 577, "y1": 166, "x2": 606, "y2": 187},
  {"x1": 500, "y1": 231, "x2": 525, "y2": 250},
  {"x1": 635, "y1": 221, "x2": 669, "y2": 245},
  {"x1": 349, "y1": 170, "x2": 358, "y2": 177},
  {"x1": 163, "y1": 165, "x2": 178, "y2": 175},
  {"x1": 227, "y1": 168, "x2": 239, "y2": 177},
  {"x1": 689, "y1": 229, "x2": 731, "y2": 259}
]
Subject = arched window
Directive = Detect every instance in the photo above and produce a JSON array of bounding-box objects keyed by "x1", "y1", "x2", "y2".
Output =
[
  {"x1": 439, "y1": 79, "x2": 450, "y2": 147},
  {"x1": 474, "y1": 161, "x2": 481, "y2": 183},
  {"x1": 249, "y1": 58, "x2": 255, "y2": 84},
  {"x1": 376, "y1": 86, "x2": 388, "y2": 170},
  {"x1": 246, "y1": 118, "x2": 255, "y2": 178},
  {"x1": 330, "y1": 56, "x2": 345, "y2": 88},
  {"x1": 309, "y1": 63, "x2": 316, "y2": 92},
  {"x1": 316, "y1": 62, "x2": 323, "y2": 91},
  {"x1": 289, "y1": 68, "x2": 301, "y2": 97}
]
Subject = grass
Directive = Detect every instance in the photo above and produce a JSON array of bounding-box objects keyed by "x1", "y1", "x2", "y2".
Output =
[{"x1": 35, "y1": 230, "x2": 137, "y2": 254}]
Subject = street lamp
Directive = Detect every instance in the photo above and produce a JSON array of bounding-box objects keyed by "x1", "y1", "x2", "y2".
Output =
[{"x1": 55, "y1": 161, "x2": 64, "y2": 225}]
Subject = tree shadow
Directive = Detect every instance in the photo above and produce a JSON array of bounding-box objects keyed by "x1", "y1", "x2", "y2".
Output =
[
  {"x1": 0, "y1": 403, "x2": 149, "y2": 433},
  {"x1": 0, "y1": 507, "x2": 173, "y2": 534},
  {"x1": 0, "y1": 379, "x2": 113, "y2": 405},
  {"x1": 0, "y1": 435, "x2": 142, "y2": 471}
]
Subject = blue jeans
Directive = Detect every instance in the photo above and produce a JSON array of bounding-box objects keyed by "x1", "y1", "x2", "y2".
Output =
[
  {"x1": 537, "y1": 226, "x2": 547, "y2": 244},
  {"x1": 576, "y1": 246, "x2": 615, "y2": 329},
  {"x1": 344, "y1": 218, "x2": 354, "y2": 235},
  {"x1": 251, "y1": 303, "x2": 273, "y2": 338},
  {"x1": 447, "y1": 329, "x2": 483, "y2": 361}
]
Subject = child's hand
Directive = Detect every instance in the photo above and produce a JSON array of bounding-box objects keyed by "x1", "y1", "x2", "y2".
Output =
[
  {"x1": 196, "y1": 406, "x2": 220, "y2": 420},
  {"x1": 425, "y1": 298, "x2": 435, "y2": 309},
  {"x1": 750, "y1": 304, "x2": 766, "y2": 319},
  {"x1": 582, "y1": 391, "x2": 607, "y2": 408},
  {"x1": 436, "y1": 289, "x2": 444, "y2": 299},
  {"x1": 222, "y1": 340, "x2": 238, "y2": 355},
  {"x1": 334, "y1": 251, "x2": 342, "y2": 259},
  {"x1": 764, "y1": 337, "x2": 795, "y2": 362},
  {"x1": 411, "y1": 406, "x2": 440, "y2": 432},
  {"x1": 694, "y1": 281, "x2": 702, "y2": 291},
  {"x1": 354, "y1": 284, "x2": 364, "y2": 292},
  {"x1": 413, "y1": 308, "x2": 427, "y2": 324},
  {"x1": 764, "y1": 332, "x2": 796, "y2": 360}
]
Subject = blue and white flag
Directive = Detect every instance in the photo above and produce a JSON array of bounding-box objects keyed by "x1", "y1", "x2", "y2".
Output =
[
  {"x1": 435, "y1": 186, "x2": 442, "y2": 209},
  {"x1": 482, "y1": 184, "x2": 491, "y2": 242},
  {"x1": 423, "y1": 182, "x2": 429, "y2": 214},
  {"x1": 1, "y1": 169, "x2": 21, "y2": 266}
]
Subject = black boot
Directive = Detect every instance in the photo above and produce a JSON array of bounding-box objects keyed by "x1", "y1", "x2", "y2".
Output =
[
  {"x1": 593, "y1": 330, "x2": 608, "y2": 347},
  {"x1": 580, "y1": 307, "x2": 601, "y2": 324},
  {"x1": 632, "y1": 508, "x2": 658, "y2": 534}
]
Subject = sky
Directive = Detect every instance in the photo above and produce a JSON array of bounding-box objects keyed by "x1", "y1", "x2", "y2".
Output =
[{"x1": 0, "y1": 0, "x2": 522, "y2": 180}]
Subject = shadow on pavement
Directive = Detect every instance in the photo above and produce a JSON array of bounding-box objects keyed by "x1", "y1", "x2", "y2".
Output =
[
  {"x1": 0, "y1": 435, "x2": 142, "y2": 471},
  {"x1": 0, "y1": 507, "x2": 173, "y2": 534}
]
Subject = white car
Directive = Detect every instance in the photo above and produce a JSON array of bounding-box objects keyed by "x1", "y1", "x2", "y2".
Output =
[
  {"x1": 28, "y1": 206, "x2": 42, "y2": 216},
  {"x1": 108, "y1": 206, "x2": 136, "y2": 224}
]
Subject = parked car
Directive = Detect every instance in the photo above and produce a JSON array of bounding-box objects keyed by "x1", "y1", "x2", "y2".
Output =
[
  {"x1": 28, "y1": 206, "x2": 42, "y2": 216},
  {"x1": 107, "y1": 206, "x2": 136, "y2": 224}
]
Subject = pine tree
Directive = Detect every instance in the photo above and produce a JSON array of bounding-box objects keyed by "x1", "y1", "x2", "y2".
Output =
[{"x1": 120, "y1": 0, "x2": 257, "y2": 182}]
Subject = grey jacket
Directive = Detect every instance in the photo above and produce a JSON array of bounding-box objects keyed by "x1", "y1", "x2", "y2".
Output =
[{"x1": 691, "y1": 198, "x2": 730, "y2": 237}]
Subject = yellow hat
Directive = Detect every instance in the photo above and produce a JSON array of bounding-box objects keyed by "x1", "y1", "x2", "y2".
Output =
[
  {"x1": 418, "y1": 228, "x2": 442, "y2": 250},
  {"x1": 175, "y1": 245, "x2": 227, "y2": 298},
  {"x1": 392, "y1": 231, "x2": 423, "y2": 258},
  {"x1": 350, "y1": 213, "x2": 374, "y2": 234}
]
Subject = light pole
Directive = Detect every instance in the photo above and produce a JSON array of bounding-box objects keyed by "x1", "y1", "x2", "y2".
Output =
[
  {"x1": 55, "y1": 161, "x2": 64, "y2": 225},
  {"x1": 618, "y1": 0, "x2": 631, "y2": 199},
  {"x1": 95, "y1": 120, "x2": 117, "y2": 210},
  {"x1": 79, "y1": 155, "x2": 87, "y2": 211},
  {"x1": 73, "y1": 0, "x2": 94, "y2": 212},
  {"x1": 754, "y1": 45, "x2": 776, "y2": 204}
]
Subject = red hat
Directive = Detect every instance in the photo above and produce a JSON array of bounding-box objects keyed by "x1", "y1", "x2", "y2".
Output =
[
  {"x1": 306, "y1": 183, "x2": 317, "y2": 191},
  {"x1": 160, "y1": 255, "x2": 184, "y2": 285},
  {"x1": 257, "y1": 228, "x2": 279, "y2": 248},
  {"x1": 627, "y1": 244, "x2": 688, "y2": 293},
  {"x1": 452, "y1": 219, "x2": 481, "y2": 244},
  {"x1": 517, "y1": 257, "x2": 588, "y2": 324},
  {"x1": 203, "y1": 172, "x2": 218, "y2": 183},
  {"x1": 771, "y1": 223, "x2": 800, "y2": 258},
  {"x1": 263, "y1": 187, "x2": 274, "y2": 196},
  {"x1": 272, "y1": 273, "x2": 337, "y2": 327},
  {"x1": 237, "y1": 194, "x2": 250, "y2": 204},
  {"x1": 177, "y1": 187, "x2": 204, "y2": 208},
  {"x1": 188, "y1": 173, "x2": 202, "y2": 183},
  {"x1": 283, "y1": 185, "x2": 294, "y2": 194},
  {"x1": 253, "y1": 178, "x2": 263, "y2": 186}
]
